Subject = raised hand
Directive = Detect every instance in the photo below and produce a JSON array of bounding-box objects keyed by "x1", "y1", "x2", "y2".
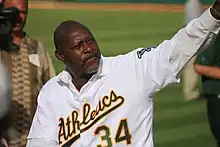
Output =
[{"x1": 211, "y1": 0, "x2": 220, "y2": 19}]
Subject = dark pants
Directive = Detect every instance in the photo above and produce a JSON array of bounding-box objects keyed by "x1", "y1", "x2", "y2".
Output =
[{"x1": 206, "y1": 94, "x2": 220, "y2": 147}]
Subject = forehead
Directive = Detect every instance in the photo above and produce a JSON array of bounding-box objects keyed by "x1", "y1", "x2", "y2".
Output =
[
  {"x1": 4, "y1": 0, "x2": 27, "y2": 10},
  {"x1": 69, "y1": 27, "x2": 92, "y2": 40}
]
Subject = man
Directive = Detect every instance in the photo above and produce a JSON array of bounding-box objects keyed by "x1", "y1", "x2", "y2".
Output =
[
  {"x1": 0, "y1": 0, "x2": 55, "y2": 146},
  {"x1": 182, "y1": 0, "x2": 203, "y2": 100},
  {"x1": 194, "y1": 36, "x2": 220, "y2": 147},
  {"x1": 27, "y1": 1, "x2": 220, "y2": 147},
  {"x1": 0, "y1": 62, "x2": 11, "y2": 147}
]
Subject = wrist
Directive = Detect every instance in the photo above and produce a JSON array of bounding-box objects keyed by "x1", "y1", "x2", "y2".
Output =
[
  {"x1": 213, "y1": 1, "x2": 220, "y2": 11},
  {"x1": 211, "y1": 2, "x2": 220, "y2": 19}
]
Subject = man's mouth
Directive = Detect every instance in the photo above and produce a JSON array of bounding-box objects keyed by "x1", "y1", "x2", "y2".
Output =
[
  {"x1": 85, "y1": 56, "x2": 98, "y2": 66},
  {"x1": 84, "y1": 53, "x2": 98, "y2": 62}
]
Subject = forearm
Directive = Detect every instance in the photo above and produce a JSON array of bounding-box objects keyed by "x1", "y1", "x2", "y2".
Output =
[
  {"x1": 166, "y1": 8, "x2": 220, "y2": 77},
  {"x1": 195, "y1": 64, "x2": 220, "y2": 79}
]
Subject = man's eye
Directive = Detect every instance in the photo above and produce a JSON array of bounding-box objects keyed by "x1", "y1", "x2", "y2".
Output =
[
  {"x1": 74, "y1": 42, "x2": 82, "y2": 49},
  {"x1": 87, "y1": 38, "x2": 94, "y2": 44},
  {"x1": 75, "y1": 44, "x2": 81, "y2": 48},
  {"x1": 75, "y1": 44, "x2": 81, "y2": 49},
  {"x1": 70, "y1": 44, "x2": 80, "y2": 50}
]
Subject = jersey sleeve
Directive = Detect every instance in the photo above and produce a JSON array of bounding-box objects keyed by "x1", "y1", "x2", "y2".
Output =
[
  {"x1": 26, "y1": 87, "x2": 58, "y2": 146},
  {"x1": 131, "y1": 8, "x2": 220, "y2": 90}
]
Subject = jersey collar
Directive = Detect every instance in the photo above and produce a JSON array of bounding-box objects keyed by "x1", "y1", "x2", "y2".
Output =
[{"x1": 57, "y1": 56, "x2": 110, "y2": 85}]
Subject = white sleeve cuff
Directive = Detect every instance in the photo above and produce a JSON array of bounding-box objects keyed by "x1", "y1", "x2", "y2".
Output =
[{"x1": 199, "y1": 7, "x2": 220, "y2": 34}]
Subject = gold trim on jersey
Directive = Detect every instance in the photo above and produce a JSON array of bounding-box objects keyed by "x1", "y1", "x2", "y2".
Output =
[{"x1": 58, "y1": 90, "x2": 125, "y2": 147}]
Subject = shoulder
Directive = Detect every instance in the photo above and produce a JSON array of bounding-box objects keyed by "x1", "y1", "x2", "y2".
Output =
[
  {"x1": 41, "y1": 76, "x2": 60, "y2": 91},
  {"x1": 101, "y1": 46, "x2": 157, "y2": 73},
  {"x1": 104, "y1": 45, "x2": 156, "y2": 61},
  {"x1": 25, "y1": 35, "x2": 40, "y2": 47},
  {"x1": 135, "y1": 46, "x2": 157, "y2": 59},
  {"x1": 24, "y1": 34, "x2": 45, "y2": 53},
  {"x1": 37, "y1": 75, "x2": 62, "y2": 103},
  {"x1": 104, "y1": 46, "x2": 157, "y2": 62}
]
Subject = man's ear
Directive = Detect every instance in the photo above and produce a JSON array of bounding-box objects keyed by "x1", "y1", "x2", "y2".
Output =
[{"x1": 55, "y1": 50, "x2": 64, "y2": 62}]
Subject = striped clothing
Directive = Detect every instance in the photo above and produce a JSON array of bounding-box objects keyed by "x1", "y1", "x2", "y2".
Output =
[{"x1": 0, "y1": 34, "x2": 55, "y2": 147}]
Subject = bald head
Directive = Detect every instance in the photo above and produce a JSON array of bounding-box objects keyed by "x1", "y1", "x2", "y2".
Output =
[{"x1": 54, "y1": 20, "x2": 91, "y2": 51}]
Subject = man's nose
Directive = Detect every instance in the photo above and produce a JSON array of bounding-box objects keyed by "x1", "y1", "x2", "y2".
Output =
[{"x1": 83, "y1": 43, "x2": 93, "y2": 53}]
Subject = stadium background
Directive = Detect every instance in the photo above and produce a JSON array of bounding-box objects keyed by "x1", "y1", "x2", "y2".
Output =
[{"x1": 27, "y1": 0, "x2": 215, "y2": 146}]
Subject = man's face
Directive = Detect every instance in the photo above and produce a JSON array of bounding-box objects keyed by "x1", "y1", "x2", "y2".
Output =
[
  {"x1": 57, "y1": 27, "x2": 101, "y2": 75},
  {"x1": 4, "y1": 0, "x2": 28, "y2": 32}
]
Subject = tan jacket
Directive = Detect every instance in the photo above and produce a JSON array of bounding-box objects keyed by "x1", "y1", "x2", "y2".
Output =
[{"x1": 0, "y1": 34, "x2": 55, "y2": 147}]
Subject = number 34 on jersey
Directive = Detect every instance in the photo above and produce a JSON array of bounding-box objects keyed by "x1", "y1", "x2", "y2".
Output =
[{"x1": 95, "y1": 119, "x2": 132, "y2": 147}]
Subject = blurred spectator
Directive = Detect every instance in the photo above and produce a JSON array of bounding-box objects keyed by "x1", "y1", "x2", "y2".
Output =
[
  {"x1": 0, "y1": 63, "x2": 11, "y2": 123},
  {"x1": 194, "y1": 36, "x2": 220, "y2": 147},
  {"x1": 0, "y1": 0, "x2": 56, "y2": 146},
  {"x1": 182, "y1": 0, "x2": 203, "y2": 100},
  {"x1": 0, "y1": 62, "x2": 11, "y2": 147}
]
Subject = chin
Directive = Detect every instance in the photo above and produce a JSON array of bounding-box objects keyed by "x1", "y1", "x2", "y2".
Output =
[
  {"x1": 86, "y1": 67, "x2": 99, "y2": 75},
  {"x1": 85, "y1": 64, "x2": 100, "y2": 74},
  {"x1": 85, "y1": 58, "x2": 100, "y2": 74}
]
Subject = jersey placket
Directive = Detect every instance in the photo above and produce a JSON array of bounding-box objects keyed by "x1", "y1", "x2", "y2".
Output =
[{"x1": 67, "y1": 74, "x2": 99, "y2": 146}]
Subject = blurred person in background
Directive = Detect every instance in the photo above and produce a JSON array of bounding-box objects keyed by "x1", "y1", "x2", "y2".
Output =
[
  {"x1": 182, "y1": 0, "x2": 203, "y2": 100},
  {"x1": 0, "y1": 62, "x2": 11, "y2": 147},
  {"x1": 195, "y1": 36, "x2": 220, "y2": 147},
  {"x1": 0, "y1": 0, "x2": 56, "y2": 146}
]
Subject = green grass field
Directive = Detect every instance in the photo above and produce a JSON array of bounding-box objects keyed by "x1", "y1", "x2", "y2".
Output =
[{"x1": 25, "y1": 9, "x2": 215, "y2": 146}]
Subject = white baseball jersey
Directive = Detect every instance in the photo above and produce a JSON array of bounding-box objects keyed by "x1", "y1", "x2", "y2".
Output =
[{"x1": 27, "y1": 8, "x2": 220, "y2": 147}]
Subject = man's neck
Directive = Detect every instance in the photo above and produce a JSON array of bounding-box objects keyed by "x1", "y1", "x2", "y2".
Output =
[
  {"x1": 69, "y1": 71, "x2": 94, "y2": 91},
  {"x1": 72, "y1": 77, "x2": 90, "y2": 92},
  {"x1": 12, "y1": 31, "x2": 25, "y2": 45}
]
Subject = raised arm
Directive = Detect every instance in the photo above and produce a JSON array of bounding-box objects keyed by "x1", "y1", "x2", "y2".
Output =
[{"x1": 131, "y1": 3, "x2": 220, "y2": 90}]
